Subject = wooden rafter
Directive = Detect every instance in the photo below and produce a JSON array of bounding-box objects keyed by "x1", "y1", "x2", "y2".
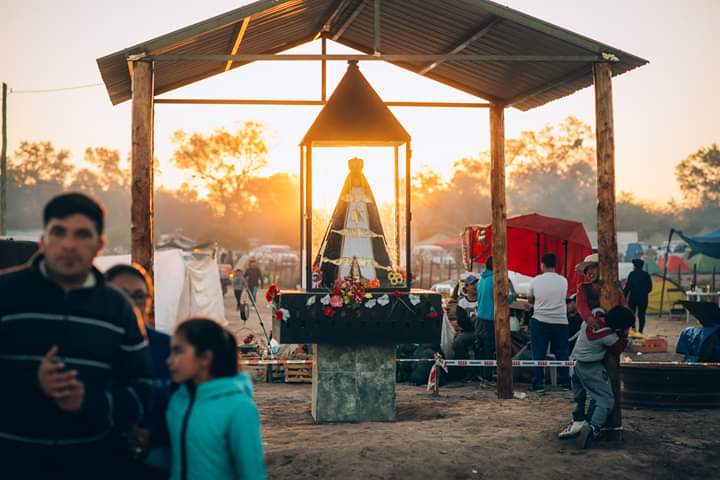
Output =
[{"x1": 225, "y1": 17, "x2": 251, "y2": 72}]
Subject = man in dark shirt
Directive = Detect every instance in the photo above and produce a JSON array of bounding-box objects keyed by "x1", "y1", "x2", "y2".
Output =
[
  {"x1": 0, "y1": 193, "x2": 154, "y2": 479},
  {"x1": 623, "y1": 259, "x2": 653, "y2": 333},
  {"x1": 244, "y1": 259, "x2": 264, "y2": 302}
]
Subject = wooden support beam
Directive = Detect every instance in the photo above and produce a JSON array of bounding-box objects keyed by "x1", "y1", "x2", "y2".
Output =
[
  {"x1": 321, "y1": 34, "x2": 327, "y2": 103},
  {"x1": 373, "y1": 0, "x2": 381, "y2": 54},
  {"x1": 490, "y1": 103, "x2": 512, "y2": 400},
  {"x1": 153, "y1": 98, "x2": 491, "y2": 108},
  {"x1": 225, "y1": 17, "x2": 251, "y2": 72},
  {"x1": 320, "y1": 0, "x2": 354, "y2": 33},
  {"x1": 593, "y1": 62, "x2": 622, "y2": 436},
  {"x1": 333, "y1": 0, "x2": 367, "y2": 41},
  {"x1": 394, "y1": 145, "x2": 400, "y2": 265},
  {"x1": 150, "y1": 53, "x2": 605, "y2": 63},
  {"x1": 1, "y1": 82, "x2": 7, "y2": 236},
  {"x1": 131, "y1": 60, "x2": 155, "y2": 326},
  {"x1": 418, "y1": 18, "x2": 502, "y2": 75}
]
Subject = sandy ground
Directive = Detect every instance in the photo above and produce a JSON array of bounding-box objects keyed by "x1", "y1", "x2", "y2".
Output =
[{"x1": 223, "y1": 292, "x2": 720, "y2": 479}]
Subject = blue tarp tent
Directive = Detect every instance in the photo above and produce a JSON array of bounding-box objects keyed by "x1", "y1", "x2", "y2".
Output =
[{"x1": 678, "y1": 229, "x2": 720, "y2": 260}]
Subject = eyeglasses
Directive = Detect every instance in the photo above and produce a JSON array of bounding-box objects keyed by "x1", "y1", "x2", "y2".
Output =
[{"x1": 129, "y1": 291, "x2": 149, "y2": 303}]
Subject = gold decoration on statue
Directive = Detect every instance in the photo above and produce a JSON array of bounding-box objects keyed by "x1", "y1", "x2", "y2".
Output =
[
  {"x1": 330, "y1": 228, "x2": 383, "y2": 238},
  {"x1": 321, "y1": 256, "x2": 392, "y2": 271},
  {"x1": 388, "y1": 271, "x2": 404, "y2": 286}
]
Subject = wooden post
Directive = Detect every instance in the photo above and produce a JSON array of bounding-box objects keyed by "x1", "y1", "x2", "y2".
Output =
[
  {"x1": 490, "y1": 103, "x2": 512, "y2": 399},
  {"x1": 0, "y1": 82, "x2": 7, "y2": 236},
  {"x1": 593, "y1": 62, "x2": 621, "y2": 436},
  {"x1": 131, "y1": 60, "x2": 155, "y2": 326},
  {"x1": 394, "y1": 145, "x2": 400, "y2": 265}
]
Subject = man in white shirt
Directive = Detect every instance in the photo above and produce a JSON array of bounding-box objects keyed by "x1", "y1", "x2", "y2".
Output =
[{"x1": 528, "y1": 253, "x2": 570, "y2": 393}]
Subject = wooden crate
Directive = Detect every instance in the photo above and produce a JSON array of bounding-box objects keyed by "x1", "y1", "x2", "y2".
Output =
[
  {"x1": 268, "y1": 364, "x2": 285, "y2": 383},
  {"x1": 245, "y1": 364, "x2": 268, "y2": 383},
  {"x1": 629, "y1": 337, "x2": 668, "y2": 353},
  {"x1": 285, "y1": 363, "x2": 313, "y2": 383}
]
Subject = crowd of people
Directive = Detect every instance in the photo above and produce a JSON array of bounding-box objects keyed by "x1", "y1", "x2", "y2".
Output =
[
  {"x1": 445, "y1": 250, "x2": 646, "y2": 449},
  {"x1": 0, "y1": 193, "x2": 266, "y2": 479}
]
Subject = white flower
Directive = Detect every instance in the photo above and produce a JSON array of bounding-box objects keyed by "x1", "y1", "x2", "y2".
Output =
[
  {"x1": 377, "y1": 294, "x2": 390, "y2": 306},
  {"x1": 320, "y1": 294, "x2": 331, "y2": 305},
  {"x1": 306, "y1": 296, "x2": 317, "y2": 307},
  {"x1": 279, "y1": 308, "x2": 290, "y2": 321},
  {"x1": 365, "y1": 299, "x2": 377, "y2": 309},
  {"x1": 409, "y1": 294, "x2": 421, "y2": 306}
]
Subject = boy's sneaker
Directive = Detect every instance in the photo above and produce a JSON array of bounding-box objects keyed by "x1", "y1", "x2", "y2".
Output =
[
  {"x1": 528, "y1": 384, "x2": 545, "y2": 394},
  {"x1": 561, "y1": 383, "x2": 572, "y2": 391},
  {"x1": 558, "y1": 420, "x2": 587, "y2": 439},
  {"x1": 576, "y1": 423, "x2": 601, "y2": 449}
]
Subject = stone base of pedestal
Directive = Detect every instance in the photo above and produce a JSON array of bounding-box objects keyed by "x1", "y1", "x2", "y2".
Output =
[{"x1": 311, "y1": 343, "x2": 396, "y2": 423}]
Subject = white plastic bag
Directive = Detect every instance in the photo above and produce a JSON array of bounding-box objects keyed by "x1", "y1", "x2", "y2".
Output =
[{"x1": 440, "y1": 311, "x2": 456, "y2": 359}]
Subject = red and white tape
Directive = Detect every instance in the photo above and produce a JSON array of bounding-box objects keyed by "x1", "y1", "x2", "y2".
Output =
[{"x1": 240, "y1": 358, "x2": 720, "y2": 367}]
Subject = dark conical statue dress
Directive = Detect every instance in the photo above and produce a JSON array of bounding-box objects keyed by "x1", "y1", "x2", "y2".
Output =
[{"x1": 314, "y1": 157, "x2": 394, "y2": 288}]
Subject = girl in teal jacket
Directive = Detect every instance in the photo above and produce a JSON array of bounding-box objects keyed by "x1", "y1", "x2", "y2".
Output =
[{"x1": 166, "y1": 318, "x2": 266, "y2": 480}]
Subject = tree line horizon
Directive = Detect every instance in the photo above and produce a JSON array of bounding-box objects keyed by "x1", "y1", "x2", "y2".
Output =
[{"x1": 3, "y1": 117, "x2": 718, "y2": 253}]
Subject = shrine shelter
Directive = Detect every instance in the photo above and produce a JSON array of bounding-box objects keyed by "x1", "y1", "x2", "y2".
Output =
[{"x1": 96, "y1": 0, "x2": 648, "y2": 404}]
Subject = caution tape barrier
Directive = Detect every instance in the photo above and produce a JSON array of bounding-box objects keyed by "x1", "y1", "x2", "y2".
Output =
[{"x1": 239, "y1": 359, "x2": 720, "y2": 367}]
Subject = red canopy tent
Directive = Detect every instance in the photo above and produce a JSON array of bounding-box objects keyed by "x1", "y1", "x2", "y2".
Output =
[
  {"x1": 656, "y1": 256, "x2": 690, "y2": 274},
  {"x1": 465, "y1": 213, "x2": 592, "y2": 294}
]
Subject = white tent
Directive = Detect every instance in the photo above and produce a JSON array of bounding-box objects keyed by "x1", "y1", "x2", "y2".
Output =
[{"x1": 95, "y1": 248, "x2": 226, "y2": 334}]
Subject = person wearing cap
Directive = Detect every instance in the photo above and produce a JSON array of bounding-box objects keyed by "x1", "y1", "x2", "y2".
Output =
[
  {"x1": 528, "y1": 253, "x2": 570, "y2": 392},
  {"x1": 451, "y1": 274, "x2": 479, "y2": 377},
  {"x1": 623, "y1": 259, "x2": 652, "y2": 333},
  {"x1": 475, "y1": 257, "x2": 496, "y2": 382}
]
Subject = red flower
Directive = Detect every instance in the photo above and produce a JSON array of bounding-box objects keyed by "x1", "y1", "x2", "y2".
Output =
[
  {"x1": 265, "y1": 284, "x2": 280, "y2": 303},
  {"x1": 275, "y1": 310, "x2": 283, "y2": 321},
  {"x1": 322, "y1": 306, "x2": 336, "y2": 317},
  {"x1": 426, "y1": 310, "x2": 439, "y2": 319},
  {"x1": 392, "y1": 290, "x2": 403, "y2": 298}
]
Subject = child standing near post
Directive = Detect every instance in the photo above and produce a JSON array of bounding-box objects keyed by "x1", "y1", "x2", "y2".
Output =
[
  {"x1": 166, "y1": 318, "x2": 266, "y2": 480},
  {"x1": 558, "y1": 305, "x2": 634, "y2": 448}
]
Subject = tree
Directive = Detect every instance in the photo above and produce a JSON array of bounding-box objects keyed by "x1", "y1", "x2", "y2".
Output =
[
  {"x1": 675, "y1": 144, "x2": 720, "y2": 205},
  {"x1": 171, "y1": 122, "x2": 268, "y2": 218},
  {"x1": 506, "y1": 116, "x2": 597, "y2": 225},
  {"x1": 83, "y1": 147, "x2": 128, "y2": 191},
  {"x1": 10, "y1": 141, "x2": 74, "y2": 187}
]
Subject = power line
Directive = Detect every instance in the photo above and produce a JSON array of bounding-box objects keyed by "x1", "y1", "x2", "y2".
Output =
[{"x1": 10, "y1": 83, "x2": 103, "y2": 94}]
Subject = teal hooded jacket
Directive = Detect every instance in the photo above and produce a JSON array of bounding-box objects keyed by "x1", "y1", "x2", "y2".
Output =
[{"x1": 166, "y1": 373, "x2": 266, "y2": 480}]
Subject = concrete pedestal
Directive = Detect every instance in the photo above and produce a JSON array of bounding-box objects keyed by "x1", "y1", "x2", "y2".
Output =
[{"x1": 311, "y1": 343, "x2": 396, "y2": 423}]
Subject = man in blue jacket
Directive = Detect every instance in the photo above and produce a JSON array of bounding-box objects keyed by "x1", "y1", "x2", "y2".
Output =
[{"x1": 476, "y1": 256, "x2": 496, "y2": 382}]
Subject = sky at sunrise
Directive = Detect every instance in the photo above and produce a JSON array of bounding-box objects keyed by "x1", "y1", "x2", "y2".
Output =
[{"x1": 1, "y1": 0, "x2": 719, "y2": 208}]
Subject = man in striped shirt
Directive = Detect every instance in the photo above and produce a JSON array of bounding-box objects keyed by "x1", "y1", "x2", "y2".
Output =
[{"x1": 0, "y1": 193, "x2": 154, "y2": 479}]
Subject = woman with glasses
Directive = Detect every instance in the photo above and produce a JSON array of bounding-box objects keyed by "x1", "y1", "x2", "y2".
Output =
[{"x1": 106, "y1": 263, "x2": 173, "y2": 479}]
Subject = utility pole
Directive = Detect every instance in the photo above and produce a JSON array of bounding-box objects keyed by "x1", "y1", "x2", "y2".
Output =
[{"x1": 1, "y1": 82, "x2": 8, "y2": 236}]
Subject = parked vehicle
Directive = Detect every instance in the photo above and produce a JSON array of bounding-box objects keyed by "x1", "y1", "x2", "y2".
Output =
[{"x1": 413, "y1": 245, "x2": 456, "y2": 266}]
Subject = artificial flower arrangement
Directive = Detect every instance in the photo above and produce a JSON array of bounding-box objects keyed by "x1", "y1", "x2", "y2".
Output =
[{"x1": 266, "y1": 275, "x2": 440, "y2": 322}]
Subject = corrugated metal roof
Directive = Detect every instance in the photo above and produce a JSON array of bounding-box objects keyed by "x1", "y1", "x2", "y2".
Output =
[{"x1": 96, "y1": 0, "x2": 648, "y2": 110}]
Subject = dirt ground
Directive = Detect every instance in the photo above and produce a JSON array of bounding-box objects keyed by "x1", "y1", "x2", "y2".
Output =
[{"x1": 224, "y1": 293, "x2": 720, "y2": 479}]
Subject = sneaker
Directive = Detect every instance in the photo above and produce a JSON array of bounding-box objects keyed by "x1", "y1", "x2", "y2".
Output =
[
  {"x1": 558, "y1": 420, "x2": 587, "y2": 439},
  {"x1": 528, "y1": 384, "x2": 545, "y2": 394},
  {"x1": 561, "y1": 384, "x2": 572, "y2": 392},
  {"x1": 576, "y1": 423, "x2": 601, "y2": 449}
]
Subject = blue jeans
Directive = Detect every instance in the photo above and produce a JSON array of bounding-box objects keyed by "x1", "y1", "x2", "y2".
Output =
[{"x1": 530, "y1": 318, "x2": 570, "y2": 387}]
